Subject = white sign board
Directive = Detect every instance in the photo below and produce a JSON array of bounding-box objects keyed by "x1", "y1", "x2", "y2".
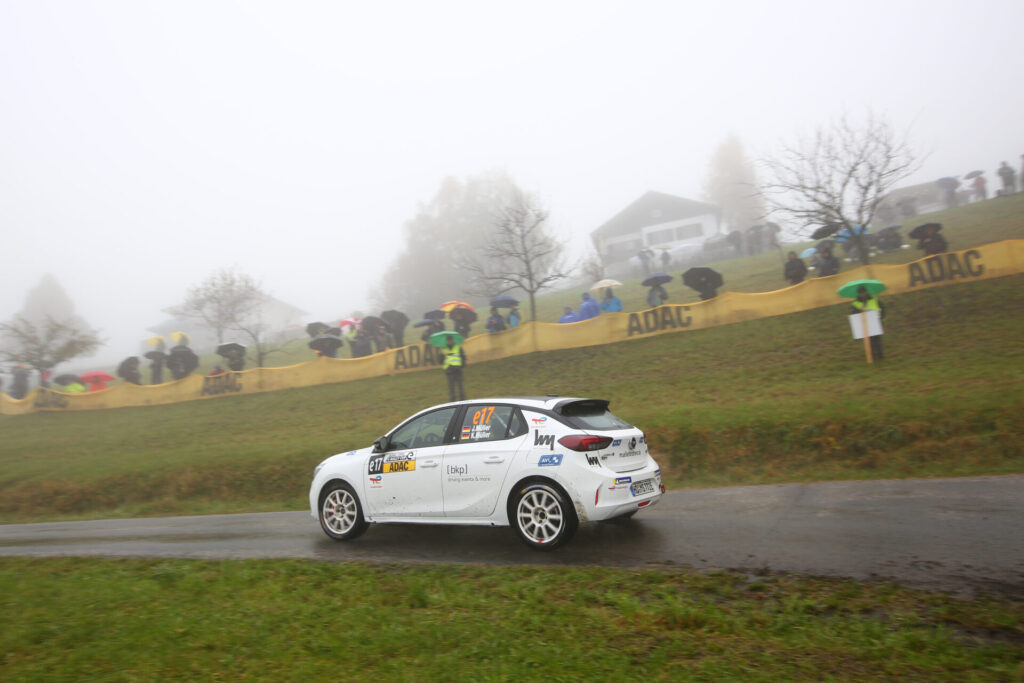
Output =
[{"x1": 848, "y1": 310, "x2": 883, "y2": 339}]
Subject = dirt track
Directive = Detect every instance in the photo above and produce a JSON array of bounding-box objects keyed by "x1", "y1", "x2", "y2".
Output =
[{"x1": 2, "y1": 475, "x2": 1022, "y2": 597}]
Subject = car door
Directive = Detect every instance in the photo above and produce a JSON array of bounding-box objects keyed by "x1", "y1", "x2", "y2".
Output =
[
  {"x1": 365, "y1": 406, "x2": 457, "y2": 518},
  {"x1": 442, "y1": 404, "x2": 529, "y2": 517}
]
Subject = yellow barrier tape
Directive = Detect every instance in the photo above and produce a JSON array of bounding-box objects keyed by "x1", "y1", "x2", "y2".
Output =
[{"x1": 3, "y1": 239, "x2": 1021, "y2": 415}]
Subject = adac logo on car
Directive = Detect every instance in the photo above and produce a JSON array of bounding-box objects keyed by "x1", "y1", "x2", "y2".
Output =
[{"x1": 383, "y1": 453, "x2": 416, "y2": 473}]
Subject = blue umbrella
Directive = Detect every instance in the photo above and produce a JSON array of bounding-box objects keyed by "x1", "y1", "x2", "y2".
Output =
[
  {"x1": 800, "y1": 247, "x2": 817, "y2": 258},
  {"x1": 413, "y1": 319, "x2": 437, "y2": 328},
  {"x1": 490, "y1": 295, "x2": 519, "y2": 308},
  {"x1": 642, "y1": 272, "x2": 673, "y2": 287}
]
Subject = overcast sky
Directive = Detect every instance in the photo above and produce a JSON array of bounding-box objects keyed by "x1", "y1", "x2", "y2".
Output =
[{"x1": 2, "y1": 0, "x2": 1022, "y2": 365}]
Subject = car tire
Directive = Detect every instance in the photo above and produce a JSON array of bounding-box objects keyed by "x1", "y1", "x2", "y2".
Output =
[
  {"x1": 509, "y1": 481, "x2": 578, "y2": 551},
  {"x1": 318, "y1": 481, "x2": 369, "y2": 541}
]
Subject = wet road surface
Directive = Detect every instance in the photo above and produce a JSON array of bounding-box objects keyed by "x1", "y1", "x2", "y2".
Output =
[{"x1": 3, "y1": 475, "x2": 1023, "y2": 596}]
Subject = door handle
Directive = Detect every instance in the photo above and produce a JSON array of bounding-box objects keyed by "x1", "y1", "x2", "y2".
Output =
[
  {"x1": 484, "y1": 456, "x2": 504, "y2": 464},
  {"x1": 420, "y1": 460, "x2": 439, "y2": 468}
]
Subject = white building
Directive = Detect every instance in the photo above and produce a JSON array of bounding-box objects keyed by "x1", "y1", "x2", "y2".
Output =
[{"x1": 591, "y1": 191, "x2": 721, "y2": 266}]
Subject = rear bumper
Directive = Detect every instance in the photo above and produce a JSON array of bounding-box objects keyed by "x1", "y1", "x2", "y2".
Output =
[{"x1": 572, "y1": 460, "x2": 664, "y2": 522}]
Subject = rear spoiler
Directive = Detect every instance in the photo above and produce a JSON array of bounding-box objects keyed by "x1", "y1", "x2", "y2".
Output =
[{"x1": 552, "y1": 398, "x2": 610, "y2": 417}]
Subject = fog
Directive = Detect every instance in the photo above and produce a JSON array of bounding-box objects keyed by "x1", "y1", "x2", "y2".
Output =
[{"x1": 2, "y1": 1, "x2": 1021, "y2": 366}]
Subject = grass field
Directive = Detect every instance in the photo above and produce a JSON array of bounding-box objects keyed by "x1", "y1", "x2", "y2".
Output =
[
  {"x1": 1, "y1": 558, "x2": 1021, "y2": 681},
  {"x1": 1, "y1": 272, "x2": 1021, "y2": 523}
]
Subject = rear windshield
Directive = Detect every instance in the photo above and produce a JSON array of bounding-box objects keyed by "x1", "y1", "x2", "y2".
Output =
[{"x1": 557, "y1": 400, "x2": 633, "y2": 430}]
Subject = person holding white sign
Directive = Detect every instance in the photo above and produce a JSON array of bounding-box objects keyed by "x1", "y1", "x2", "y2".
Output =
[{"x1": 849, "y1": 285, "x2": 886, "y2": 360}]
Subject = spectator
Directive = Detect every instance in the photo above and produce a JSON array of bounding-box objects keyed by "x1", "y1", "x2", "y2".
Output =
[
  {"x1": 973, "y1": 173, "x2": 987, "y2": 201},
  {"x1": 507, "y1": 304, "x2": 521, "y2": 328},
  {"x1": 817, "y1": 248, "x2": 840, "y2": 277},
  {"x1": 600, "y1": 287, "x2": 623, "y2": 312},
  {"x1": 645, "y1": 284, "x2": 668, "y2": 308},
  {"x1": 919, "y1": 229, "x2": 948, "y2": 255},
  {"x1": 997, "y1": 161, "x2": 1017, "y2": 195},
  {"x1": 578, "y1": 292, "x2": 600, "y2": 320},
  {"x1": 485, "y1": 307, "x2": 507, "y2": 334},
  {"x1": 783, "y1": 251, "x2": 808, "y2": 285},
  {"x1": 558, "y1": 306, "x2": 580, "y2": 323}
]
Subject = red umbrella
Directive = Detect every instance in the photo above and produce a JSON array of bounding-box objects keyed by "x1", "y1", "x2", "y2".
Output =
[{"x1": 79, "y1": 371, "x2": 115, "y2": 392}]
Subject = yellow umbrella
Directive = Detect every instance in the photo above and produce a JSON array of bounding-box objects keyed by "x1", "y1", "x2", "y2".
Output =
[
  {"x1": 147, "y1": 335, "x2": 166, "y2": 346},
  {"x1": 171, "y1": 331, "x2": 190, "y2": 345}
]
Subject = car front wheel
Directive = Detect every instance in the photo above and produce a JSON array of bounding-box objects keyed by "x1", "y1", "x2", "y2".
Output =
[
  {"x1": 510, "y1": 482, "x2": 578, "y2": 551},
  {"x1": 319, "y1": 481, "x2": 368, "y2": 541}
]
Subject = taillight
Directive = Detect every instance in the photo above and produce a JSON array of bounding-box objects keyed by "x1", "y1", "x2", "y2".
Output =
[{"x1": 558, "y1": 435, "x2": 613, "y2": 451}]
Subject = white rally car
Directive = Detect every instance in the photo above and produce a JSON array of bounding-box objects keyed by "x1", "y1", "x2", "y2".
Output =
[{"x1": 310, "y1": 396, "x2": 664, "y2": 550}]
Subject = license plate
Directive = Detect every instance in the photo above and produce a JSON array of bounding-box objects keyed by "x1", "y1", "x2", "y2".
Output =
[{"x1": 630, "y1": 479, "x2": 654, "y2": 496}]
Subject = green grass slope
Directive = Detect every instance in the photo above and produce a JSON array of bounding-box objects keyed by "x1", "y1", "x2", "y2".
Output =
[{"x1": 1, "y1": 272, "x2": 1021, "y2": 523}]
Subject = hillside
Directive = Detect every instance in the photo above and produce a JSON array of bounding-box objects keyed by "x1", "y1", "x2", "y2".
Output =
[{"x1": 1, "y1": 272, "x2": 1021, "y2": 523}]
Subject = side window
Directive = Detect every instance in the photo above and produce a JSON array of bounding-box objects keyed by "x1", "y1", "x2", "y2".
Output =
[
  {"x1": 456, "y1": 405, "x2": 522, "y2": 443},
  {"x1": 388, "y1": 407, "x2": 457, "y2": 450}
]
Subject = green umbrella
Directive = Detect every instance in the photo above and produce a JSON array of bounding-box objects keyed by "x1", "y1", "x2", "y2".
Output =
[
  {"x1": 427, "y1": 330, "x2": 465, "y2": 347},
  {"x1": 837, "y1": 279, "x2": 886, "y2": 298}
]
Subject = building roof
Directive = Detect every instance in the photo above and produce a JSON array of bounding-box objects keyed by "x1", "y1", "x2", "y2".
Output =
[{"x1": 591, "y1": 191, "x2": 720, "y2": 240}]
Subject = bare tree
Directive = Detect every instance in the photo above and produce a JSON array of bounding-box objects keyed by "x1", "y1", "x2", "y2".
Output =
[
  {"x1": 232, "y1": 299, "x2": 284, "y2": 368},
  {"x1": 177, "y1": 269, "x2": 263, "y2": 345},
  {"x1": 0, "y1": 315, "x2": 103, "y2": 373},
  {"x1": 761, "y1": 112, "x2": 920, "y2": 265},
  {"x1": 461, "y1": 192, "x2": 572, "y2": 321}
]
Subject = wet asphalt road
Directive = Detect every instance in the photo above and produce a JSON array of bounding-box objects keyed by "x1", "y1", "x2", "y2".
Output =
[{"x1": 2, "y1": 475, "x2": 1023, "y2": 596}]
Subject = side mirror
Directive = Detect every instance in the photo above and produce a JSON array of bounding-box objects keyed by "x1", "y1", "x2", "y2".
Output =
[{"x1": 372, "y1": 436, "x2": 388, "y2": 453}]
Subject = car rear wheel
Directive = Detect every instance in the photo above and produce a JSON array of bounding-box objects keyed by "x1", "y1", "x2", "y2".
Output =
[
  {"x1": 510, "y1": 482, "x2": 578, "y2": 551},
  {"x1": 319, "y1": 481, "x2": 368, "y2": 541}
]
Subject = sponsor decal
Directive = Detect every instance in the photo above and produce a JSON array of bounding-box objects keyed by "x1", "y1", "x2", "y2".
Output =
[
  {"x1": 614, "y1": 476, "x2": 632, "y2": 485},
  {"x1": 392, "y1": 344, "x2": 440, "y2": 371},
  {"x1": 534, "y1": 432, "x2": 555, "y2": 450},
  {"x1": 586, "y1": 455, "x2": 600, "y2": 467},
  {"x1": 369, "y1": 452, "x2": 416, "y2": 474},
  {"x1": 368, "y1": 475, "x2": 382, "y2": 488},
  {"x1": 611, "y1": 439, "x2": 622, "y2": 447},
  {"x1": 626, "y1": 305, "x2": 692, "y2": 337},
  {"x1": 538, "y1": 454, "x2": 563, "y2": 467},
  {"x1": 345, "y1": 450, "x2": 358, "y2": 456},
  {"x1": 383, "y1": 459, "x2": 416, "y2": 473},
  {"x1": 531, "y1": 416, "x2": 548, "y2": 427},
  {"x1": 639, "y1": 436, "x2": 646, "y2": 444},
  {"x1": 908, "y1": 250, "x2": 984, "y2": 288},
  {"x1": 200, "y1": 372, "x2": 243, "y2": 396},
  {"x1": 447, "y1": 464, "x2": 468, "y2": 476},
  {"x1": 629, "y1": 437, "x2": 637, "y2": 450}
]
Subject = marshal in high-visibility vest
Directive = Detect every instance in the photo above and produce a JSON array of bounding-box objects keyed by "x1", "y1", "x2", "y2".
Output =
[
  {"x1": 441, "y1": 343, "x2": 464, "y2": 368},
  {"x1": 849, "y1": 288, "x2": 885, "y2": 360},
  {"x1": 441, "y1": 338, "x2": 467, "y2": 401}
]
